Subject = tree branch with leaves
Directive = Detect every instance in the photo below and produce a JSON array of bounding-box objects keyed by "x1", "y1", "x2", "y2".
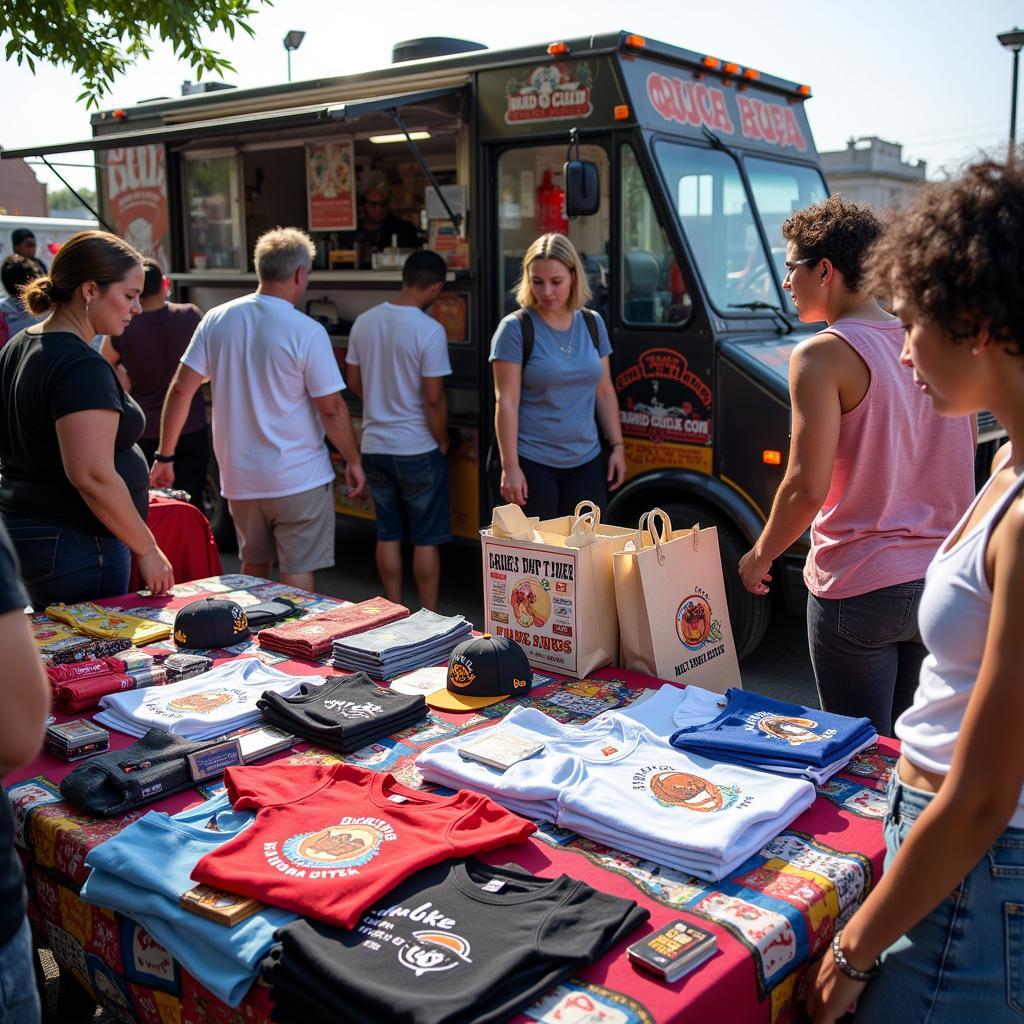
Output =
[{"x1": 0, "y1": 0, "x2": 270, "y2": 109}]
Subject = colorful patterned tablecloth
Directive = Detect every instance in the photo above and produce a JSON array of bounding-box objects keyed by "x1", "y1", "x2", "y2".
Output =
[{"x1": 9, "y1": 575, "x2": 895, "y2": 1024}]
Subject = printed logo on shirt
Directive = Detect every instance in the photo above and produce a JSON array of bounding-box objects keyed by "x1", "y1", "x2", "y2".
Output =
[
  {"x1": 267, "y1": 816, "x2": 398, "y2": 876},
  {"x1": 642, "y1": 768, "x2": 741, "y2": 812},
  {"x1": 748, "y1": 712, "x2": 836, "y2": 747},
  {"x1": 164, "y1": 690, "x2": 239, "y2": 715},
  {"x1": 397, "y1": 930, "x2": 474, "y2": 976},
  {"x1": 321, "y1": 698, "x2": 385, "y2": 719}
]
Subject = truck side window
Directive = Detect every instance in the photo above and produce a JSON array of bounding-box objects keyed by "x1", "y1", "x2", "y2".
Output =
[
  {"x1": 496, "y1": 144, "x2": 610, "y2": 321},
  {"x1": 654, "y1": 141, "x2": 774, "y2": 314},
  {"x1": 185, "y1": 152, "x2": 244, "y2": 272},
  {"x1": 620, "y1": 144, "x2": 691, "y2": 326}
]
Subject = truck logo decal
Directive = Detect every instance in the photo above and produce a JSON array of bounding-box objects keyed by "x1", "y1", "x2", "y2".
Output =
[
  {"x1": 736, "y1": 95, "x2": 807, "y2": 152},
  {"x1": 616, "y1": 348, "x2": 712, "y2": 446},
  {"x1": 505, "y1": 62, "x2": 594, "y2": 124}
]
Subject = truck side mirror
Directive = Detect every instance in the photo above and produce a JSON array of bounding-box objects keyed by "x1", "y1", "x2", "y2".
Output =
[{"x1": 564, "y1": 160, "x2": 600, "y2": 217}]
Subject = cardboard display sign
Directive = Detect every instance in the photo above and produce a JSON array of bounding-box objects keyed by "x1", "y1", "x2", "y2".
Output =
[
  {"x1": 614, "y1": 508, "x2": 741, "y2": 693},
  {"x1": 481, "y1": 502, "x2": 632, "y2": 678}
]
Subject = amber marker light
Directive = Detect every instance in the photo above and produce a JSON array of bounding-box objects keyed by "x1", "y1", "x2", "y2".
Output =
[
  {"x1": 112, "y1": 109, "x2": 127, "y2": 120},
  {"x1": 797, "y1": 84, "x2": 812, "y2": 96},
  {"x1": 701, "y1": 55, "x2": 722, "y2": 69},
  {"x1": 762, "y1": 450, "x2": 782, "y2": 466},
  {"x1": 547, "y1": 42, "x2": 570, "y2": 56},
  {"x1": 723, "y1": 62, "x2": 741, "y2": 75},
  {"x1": 614, "y1": 104, "x2": 630, "y2": 120},
  {"x1": 743, "y1": 68, "x2": 761, "y2": 80},
  {"x1": 623, "y1": 34, "x2": 646, "y2": 48}
]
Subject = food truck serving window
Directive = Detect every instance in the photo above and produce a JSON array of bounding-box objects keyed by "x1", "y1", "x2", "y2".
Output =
[
  {"x1": 185, "y1": 152, "x2": 243, "y2": 271},
  {"x1": 654, "y1": 141, "x2": 775, "y2": 314},
  {"x1": 744, "y1": 157, "x2": 827, "y2": 286}
]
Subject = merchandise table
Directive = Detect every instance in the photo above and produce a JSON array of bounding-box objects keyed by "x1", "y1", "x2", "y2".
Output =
[
  {"x1": 9, "y1": 575, "x2": 897, "y2": 1024},
  {"x1": 128, "y1": 495, "x2": 223, "y2": 592}
]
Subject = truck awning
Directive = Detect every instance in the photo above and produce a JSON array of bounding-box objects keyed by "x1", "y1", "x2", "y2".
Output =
[{"x1": 0, "y1": 84, "x2": 466, "y2": 159}]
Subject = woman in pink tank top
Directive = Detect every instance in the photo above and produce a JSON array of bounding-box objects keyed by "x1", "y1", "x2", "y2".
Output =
[
  {"x1": 806, "y1": 159, "x2": 1024, "y2": 1024},
  {"x1": 739, "y1": 196, "x2": 975, "y2": 735}
]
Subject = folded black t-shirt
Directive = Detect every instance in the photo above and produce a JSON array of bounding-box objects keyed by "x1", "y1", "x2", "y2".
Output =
[
  {"x1": 0, "y1": 520, "x2": 29, "y2": 947},
  {"x1": 257, "y1": 673, "x2": 426, "y2": 751},
  {"x1": 0, "y1": 330, "x2": 149, "y2": 534},
  {"x1": 262, "y1": 858, "x2": 648, "y2": 1024}
]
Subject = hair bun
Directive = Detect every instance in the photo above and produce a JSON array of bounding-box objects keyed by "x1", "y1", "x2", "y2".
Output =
[{"x1": 22, "y1": 275, "x2": 56, "y2": 315}]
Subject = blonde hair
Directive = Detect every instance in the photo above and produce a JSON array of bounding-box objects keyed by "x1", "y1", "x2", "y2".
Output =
[
  {"x1": 514, "y1": 233, "x2": 592, "y2": 311},
  {"x1": 253, "y1": 227, "x2": 316, "y2": 283}
]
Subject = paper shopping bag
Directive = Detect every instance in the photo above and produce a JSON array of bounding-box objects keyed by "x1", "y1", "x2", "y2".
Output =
[
  {"x1": 613, "y1": 509, "x2": 741, "y2": 693},
  {"x1": 481, "y1": 501, "x2": 633, "y2": 678}
]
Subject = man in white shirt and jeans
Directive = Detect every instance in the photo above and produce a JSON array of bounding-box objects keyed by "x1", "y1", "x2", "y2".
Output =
[
  {"x1": 345, "y1": 250, "x2": 452, "y2": 610},
  {"x1": 152, "y1": 227, "x2": 365, "y2": 593}
]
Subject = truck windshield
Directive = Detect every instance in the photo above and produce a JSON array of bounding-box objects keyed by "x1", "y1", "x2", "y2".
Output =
[
  {"x1": 744, "y1": 157, "x2": 828, "y2": 286},
  {"x1": 654, "y1": 140, "x2": 776, "y2": 313}
]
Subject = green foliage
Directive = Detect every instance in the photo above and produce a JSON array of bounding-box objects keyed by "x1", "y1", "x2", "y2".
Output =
[
  {"x1": 0, "y1": 0, "x2": 270, "y2": 109},
  {"x1": 49, "y1": 186, "x2": 97, "y2": 210}
]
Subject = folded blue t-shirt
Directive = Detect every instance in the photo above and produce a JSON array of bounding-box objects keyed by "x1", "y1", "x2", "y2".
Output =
[
  {"x1": 81, "y1": 792, "x2": 296, "y2": 1006},
  {"x1": 669, "y1": 689, "x2": 876, "y2": 769}
]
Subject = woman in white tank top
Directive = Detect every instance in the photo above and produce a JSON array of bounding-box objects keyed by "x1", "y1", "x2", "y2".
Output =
[{"x1": 807, "y1": 159, "x2": 1024, "y2": 1023}]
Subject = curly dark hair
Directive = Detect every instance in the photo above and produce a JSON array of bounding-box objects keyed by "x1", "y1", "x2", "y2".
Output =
[
  {"x1": 864, "y1": 158, "x2": 1023, "y2": 357},
  {"x1": 781, "y1": 194, "x2": 883, "y2": 292}
]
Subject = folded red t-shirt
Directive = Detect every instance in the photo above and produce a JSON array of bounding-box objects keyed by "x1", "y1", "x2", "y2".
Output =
[{"x1": 190, "y1": 762, "x2": 535, "y2": 928}]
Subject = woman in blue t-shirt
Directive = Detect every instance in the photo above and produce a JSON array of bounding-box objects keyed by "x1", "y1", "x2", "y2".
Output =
[{"x1": 489, "y1": 233, "x2": 625, "y2": 519}]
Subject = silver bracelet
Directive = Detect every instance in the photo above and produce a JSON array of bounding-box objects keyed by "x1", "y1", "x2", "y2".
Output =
[{"x1": 831, "y1": 929, "x2": 880, "y2": 981}]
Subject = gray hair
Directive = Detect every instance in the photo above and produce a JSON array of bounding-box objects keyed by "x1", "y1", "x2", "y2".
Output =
[{"x1": 254, "y1": 227, "x2": 316, "y2": 283}]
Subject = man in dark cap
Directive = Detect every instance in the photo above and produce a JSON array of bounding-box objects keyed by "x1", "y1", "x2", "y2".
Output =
[{"x1": 10, "y1": 229, "x2": 47, "y2": 275}]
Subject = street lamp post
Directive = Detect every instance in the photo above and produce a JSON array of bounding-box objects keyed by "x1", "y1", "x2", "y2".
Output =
[
  {"x1": 283, "y1": 30, "x2": 306, "y2": 83},
  {"x1": 998, "y1": 27, "x2": 1024, "y2": 151}
]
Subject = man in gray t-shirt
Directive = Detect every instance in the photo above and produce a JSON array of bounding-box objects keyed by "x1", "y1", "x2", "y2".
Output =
[{"x1": 346, "y1": 251, "x2": 452, "y2": 610}]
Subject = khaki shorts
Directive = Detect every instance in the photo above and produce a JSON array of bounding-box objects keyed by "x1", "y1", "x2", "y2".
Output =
[{"x1": 228, "y1": 483, "x2": 335, "y2": 574}]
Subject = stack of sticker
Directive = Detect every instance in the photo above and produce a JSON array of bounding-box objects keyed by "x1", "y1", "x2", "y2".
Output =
[{"x1": 43, "y1": 720, "x2": 110, "y2": 762}]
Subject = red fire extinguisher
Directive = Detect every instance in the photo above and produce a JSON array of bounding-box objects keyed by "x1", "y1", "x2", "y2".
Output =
[{"x1": 536, "y1": 168, "x2": 568, "y2": 235}]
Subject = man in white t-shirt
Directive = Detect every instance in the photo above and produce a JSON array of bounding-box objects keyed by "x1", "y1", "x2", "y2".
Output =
[
  {"x1": 151, "y1": 228, "x2": 365, "y2": 593},
  {"x1": 345, "y1": 251, "x2": 452, "y2": 610}
]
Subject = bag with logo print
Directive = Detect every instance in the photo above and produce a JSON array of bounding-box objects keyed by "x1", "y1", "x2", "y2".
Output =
[
  {"x1": 613, "y1": 508, "x2": 741, "y2": 693},
  {"x1": 481, "y1": 501, "x2": 633, "y2": 679}
]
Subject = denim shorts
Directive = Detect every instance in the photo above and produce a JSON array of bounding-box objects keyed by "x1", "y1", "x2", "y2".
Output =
[
  {"x1": 0, "y1": 917, "x2": 41, "y2": 1024},
  {"x1": 853, "y1": 769, "x2": 1024, "y2": 1022},
  {"x1": 1, "y1": 513, "x2": 131, "y2": 610},
  {"x1": 362, "y1": 449, "x2": 451, "y2": 546}
]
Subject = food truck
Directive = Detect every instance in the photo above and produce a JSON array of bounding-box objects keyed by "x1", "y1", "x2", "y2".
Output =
[{"x1": 4, "y1": 31, "x2": 1003, "y2": 657}]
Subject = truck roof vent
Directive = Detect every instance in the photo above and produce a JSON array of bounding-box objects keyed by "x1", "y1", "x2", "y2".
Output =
[
  {"x1": 392, "y1": 37, "x2": 486, "y2": 64},
  {"x1": 181, "y1": 80, "x2": 237, "y2": 96}
]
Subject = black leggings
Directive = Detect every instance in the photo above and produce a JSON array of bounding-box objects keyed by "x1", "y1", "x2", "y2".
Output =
[{"x1": 520, "y1": 454, "x2": 607, "y2": 520}]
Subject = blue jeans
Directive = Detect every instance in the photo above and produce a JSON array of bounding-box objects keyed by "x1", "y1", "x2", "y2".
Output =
[
  {"x1": 1, "y1": 513, "x2": 131, "y2": 610},
  {"x1": 854, "y1": 771, "x2": 1024, "y2": 1022},
  {"x1": 807, "y1": 580, "x2": 926, "y2": 736},
  {"x1": 363, "y1": 449, "x2": 451, "y2": 546},
  {"x1": 0, "y1": 918, "x2": 41, "y2": 1024}
]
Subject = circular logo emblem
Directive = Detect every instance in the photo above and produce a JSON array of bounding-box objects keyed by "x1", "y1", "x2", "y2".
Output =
[
  {"x1": 282, "y1": 824, "x2": 383, "y2": 868},
  {"x1": 510, "y1": 578, "x2": 551, "y2": 628},
  {"x1": 676, "y1": 595, "x2": 712, "y2": 649},
  {"x1": 648, "y1": 770, "x2": 738, "y2": 812},
  {"x1": 167, "y1": 690, "x2": 234, "y2": 714},
  {"x1": 398, "y1": 931, "x2": 473, "y2": 977},
  {"x1": 448, "y1": 662, "x2": 476, "y2": 689}
]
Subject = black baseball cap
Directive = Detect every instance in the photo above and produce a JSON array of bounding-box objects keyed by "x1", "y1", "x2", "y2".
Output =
[
  {"x1": 426, "y1": 634, "x2": 533, "y2": 711},
  {"x1": 173, "y1": 598, "x2": 250, "y2": 649}
]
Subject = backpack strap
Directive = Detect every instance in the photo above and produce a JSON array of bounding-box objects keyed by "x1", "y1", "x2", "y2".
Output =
[
  {"x1": 513, "y1": 307, "x2": 535, "y2": 366},
  {"x1": 514, "y1": 306, "x2": 601, "y2": 367}
]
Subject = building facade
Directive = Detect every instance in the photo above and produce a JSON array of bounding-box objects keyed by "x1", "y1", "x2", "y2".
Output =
[
  {"x1": 820, "y1": 136, "x2": 926, "y2": 210},
  {"x1": 0, "y1": 149, "x2": 47, "y2": 216}
]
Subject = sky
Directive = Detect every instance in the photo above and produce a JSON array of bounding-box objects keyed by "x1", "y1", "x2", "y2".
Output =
[{"x1": 1, "y1": 0, "x2": 1021, "y2": 193}]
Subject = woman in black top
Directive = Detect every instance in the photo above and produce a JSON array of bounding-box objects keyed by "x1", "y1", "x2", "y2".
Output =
[{"x1": 0, "y1": 231, "x2": 174, "y2": 606}]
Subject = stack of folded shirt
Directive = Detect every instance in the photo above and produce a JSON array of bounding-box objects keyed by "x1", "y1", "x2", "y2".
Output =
[
  {"x1": 94, "y1": 658, "x2": 318, "y2": 739},
  {"x1": 52, "y1": 665, "x2": 168, "y2": 715},
  {"x1": 44, "y1": 601, "x2": 171, "y2": 645},
  {"x1": 261, "y1": 858, "x2": 648, "y2": 1024},
  {"x1": 669, "y1": 689, "x2": 877, "y2": 784},
  {"x1": 257, "y1": 672, "x2": 427, "y2": 753},
  {"x1": 417, "y1": 705, "x2": 816, "y2": 881},
  {"x1": 258, "y1": 597, "x2": 409, "y2": 660},
  {"x1": 47, "y1": 656, "x2": 129, "y2": 683},
  {"x1": 81, "y1": 792, "x2": 297, "y2": 1006},
  {"x1": 330, "y1": 609, "x2": 472, "y2": 679},
  {"x1": 60, "y1": 728, "x2": 238, "y2": 816}
]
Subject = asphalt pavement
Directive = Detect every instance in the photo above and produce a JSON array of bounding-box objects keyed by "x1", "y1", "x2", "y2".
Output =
[{"x1": 220, "y1": 516, "x2": 820, "y2": 707}]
